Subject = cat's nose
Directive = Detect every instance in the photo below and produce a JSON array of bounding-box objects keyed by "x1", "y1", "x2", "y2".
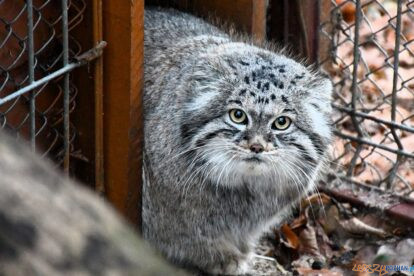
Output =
[{"x1": 250, "y1": 143, "x2": 264, "y2": 153}]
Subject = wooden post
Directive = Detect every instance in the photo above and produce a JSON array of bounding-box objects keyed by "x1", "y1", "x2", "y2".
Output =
[
  {"x1": 93, "y1": 0, "x2": 104, "y2": 195},
  {"x1": 318, "y1": 0, "x2": 334, "y2": 68},
  {"x1": 102, "y1": 0, "x2": 144, "y2": 228}
]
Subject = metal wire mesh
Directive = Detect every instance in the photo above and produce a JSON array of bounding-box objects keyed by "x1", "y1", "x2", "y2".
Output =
[
  {"x1": 319, "y1": 0, "x2": 414, "y2": 196},
  {"x1": 0, "y1": 0, "x2": 86, "y2": 169}
]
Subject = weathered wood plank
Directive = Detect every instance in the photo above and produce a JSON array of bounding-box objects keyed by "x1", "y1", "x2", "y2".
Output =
[{"x1": 102, "y1": 0, "x2": 144, "y2": 228}]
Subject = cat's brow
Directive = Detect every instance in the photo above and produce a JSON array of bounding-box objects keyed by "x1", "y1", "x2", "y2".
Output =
[
  {"x1": 227, "y1": 100, "x2": 243, "y2": 106},
  {"x1": 283, "y1": 108, "x2": 297, "y2": 114}
]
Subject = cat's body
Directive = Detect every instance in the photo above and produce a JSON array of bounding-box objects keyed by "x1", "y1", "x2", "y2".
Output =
[{"x1": 143, "y1": 8, "x2": 333, "y2": 275}]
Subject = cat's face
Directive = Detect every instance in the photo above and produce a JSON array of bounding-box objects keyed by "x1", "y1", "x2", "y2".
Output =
[{"x1": 181, "y1": 44, "x2": 332, "y2": 189}]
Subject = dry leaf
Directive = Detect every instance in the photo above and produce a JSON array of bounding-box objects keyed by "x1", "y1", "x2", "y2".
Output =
[
  {"x1": 299, "y1": 226, "x2": 320, "y2": 256},
  {"x1": 336, "y1": 0, "x2": 356, "y2": 23},
  {"x1": 281, "y1": 224, "x2": 300, "y2": 250},
  {"x1": 319, "y1": 205, "x2": 340, "y2": 235},
  {"x1": 301, "y1": 193, "x2": 331, "y2": 209},
  {"x1": 339, "y1": 217, "x2": 388, "y2": 237}
]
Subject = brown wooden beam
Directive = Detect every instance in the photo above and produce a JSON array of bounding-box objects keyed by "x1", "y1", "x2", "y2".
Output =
[
  {"x1": 318, "y1": 0, "x2": 334, "y2": 68},
  {"x1": 102, "y1": 0, "x2": 144, "y2": 228},
  {"x1": 251, "y1": 0, "x2": 267, "y2": 42},
  {"x1": 93, "y1": 0, "x2": 104, "y2": 195}
]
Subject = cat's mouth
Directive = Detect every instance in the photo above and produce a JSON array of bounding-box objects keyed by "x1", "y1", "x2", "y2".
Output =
[{"x1": 243, "y1": 156, "x2": 264, "y2": 163}]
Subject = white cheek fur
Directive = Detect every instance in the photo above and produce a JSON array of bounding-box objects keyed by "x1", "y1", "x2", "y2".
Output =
[
  {"x1": 306, "y1": 105, "x2": 331, "y2": 139},
  {"x1": 186, "y1": 91, "x2": 219, "y2": 111}
]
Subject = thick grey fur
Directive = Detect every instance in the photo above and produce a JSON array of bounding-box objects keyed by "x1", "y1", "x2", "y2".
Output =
[
  {"x1": 143, "y1": 8, "x2": 333, "y2": 275},
  {"x1": 0, "y1": 130, "x2": 186, "y2": 276}
]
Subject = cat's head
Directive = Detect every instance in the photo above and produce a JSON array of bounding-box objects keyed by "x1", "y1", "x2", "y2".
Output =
[{"x1": 180, "y1": 43, "x2": 332, "y2": 190}]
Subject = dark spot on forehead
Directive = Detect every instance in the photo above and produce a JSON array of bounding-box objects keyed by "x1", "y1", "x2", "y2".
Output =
[
  {"x1": 290, "y1": 80, "x2": 296, "y2": 85},
  {"x1": 239, "y1": 60, "x2": 249, "y2": 66},
  {"x1": 263, "y1": 82, "x2": 270, "y2": 91},
  {"x1": 272, "y1": 79, "x2": 284, "y2": 89},
  {"x1": 239, "y1": 89, "x2": 247, "y2": 96},
  {"x1": 257, "y1": 81, "x2": 261, "y2": 89},
  {"x1": 252, "y1": 72, "x2": 256, "y2": 81},
  {"x1": 279, "y1": 68, "x2": 285, "y2": 73},
  {"x1": 281, "y1": 95, "x2": 289, "y2": 104},
  {"x1": 250, "y1": 92, "x2": 256, "y2": 97},
  {"x1": 244, "y1": 76, "x2": 250, "y2": 84},
  {"x1": 257, "y1": 97, "x2": 266, "y2": 104},
  {"x1": 271, "y1": 94, "x2": 276, "y2": 101},
  {"x1": 254, "y1": 97, "x2": 270, "y2": 105}
]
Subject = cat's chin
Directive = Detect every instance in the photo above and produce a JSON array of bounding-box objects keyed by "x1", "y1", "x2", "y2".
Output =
[
  {"x1": 236, "y1": 159, "x2": 271, "y2": 176},
  {"x1": 204, "y1": 156, "x2": 279, "y2": 187}
]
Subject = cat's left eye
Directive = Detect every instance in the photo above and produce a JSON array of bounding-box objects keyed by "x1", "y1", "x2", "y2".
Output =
[
  {"x1": 272, "y1": 116, "x2": 291, "y2": 130},
  {"x1": 229, "y1": 109, "x2": 247, "y2": 124}
]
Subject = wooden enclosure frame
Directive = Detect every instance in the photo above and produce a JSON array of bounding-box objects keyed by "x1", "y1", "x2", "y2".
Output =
[{"x1": 100, "y1": 0, "x2": 144, "y2": 228}]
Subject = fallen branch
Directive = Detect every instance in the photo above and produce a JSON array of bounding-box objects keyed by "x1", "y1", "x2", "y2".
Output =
[{"x1": 319, "y1": 175, "x2": 414, "y2": 226}]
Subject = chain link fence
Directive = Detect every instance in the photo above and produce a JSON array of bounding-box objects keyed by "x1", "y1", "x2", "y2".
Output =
[
  {"x1": 2, "y1": 0, "x2": 413, "y2": 197},
  {"x1": 0, "y1": 0, "x2": 87, "y2": 170},
  {"x1": 319, "y1": 0, "x2": 414, "y2": 197}
]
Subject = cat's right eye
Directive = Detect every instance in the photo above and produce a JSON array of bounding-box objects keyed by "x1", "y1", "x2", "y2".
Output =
[{"x1": 229, "y1": 109, "x2": 247, "y2": 124}]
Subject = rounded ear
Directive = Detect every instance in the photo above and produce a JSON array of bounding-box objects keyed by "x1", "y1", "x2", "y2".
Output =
[
  {"x1": 313, "y1": 73, "x2": 333, "y2": 102},
  {"x1": 306, "y1": 73, "x2": 333, "y2": 114}
]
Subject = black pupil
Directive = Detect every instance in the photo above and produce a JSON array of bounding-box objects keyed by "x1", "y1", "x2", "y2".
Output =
[
  {"x1": 277, "y1": 117, "x2": 286, "y2": 125},
  {"x1": 234, "y1": 110, "x2": 243, "y2": 119}
]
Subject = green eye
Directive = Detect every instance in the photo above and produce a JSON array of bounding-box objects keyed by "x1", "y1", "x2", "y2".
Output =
[
  {"x1": 273, "y1": 116, "x2": 291, "y2": 130},
  {"x1": 229, "y1": 109, "x2": 247, "y2": 124}
]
